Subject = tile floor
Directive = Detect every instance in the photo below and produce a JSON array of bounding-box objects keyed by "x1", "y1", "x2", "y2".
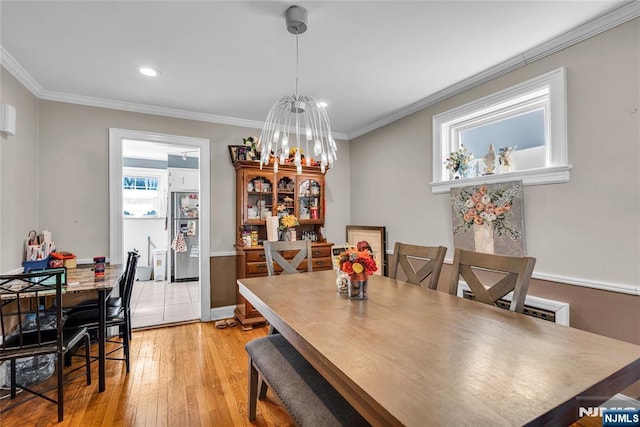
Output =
[{"x1": 130, "y1": 279, "x2": 200, "y2": 329}]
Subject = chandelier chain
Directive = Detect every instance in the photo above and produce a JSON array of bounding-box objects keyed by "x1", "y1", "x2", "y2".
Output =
[{"x1": 295, "y1": 30, "x2": 300, "y2": 98}]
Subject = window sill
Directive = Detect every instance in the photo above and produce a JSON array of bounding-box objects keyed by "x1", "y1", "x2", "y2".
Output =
[{"x1": 430, "y1": 165, "x2": 571, "y2": 194}]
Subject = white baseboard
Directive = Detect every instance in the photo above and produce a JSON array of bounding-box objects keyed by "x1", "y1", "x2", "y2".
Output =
[
  {"x1": 431, "y1": 256, "x2": 640, "y2": 296},
  {"x1": 210, "y1": 305, "x2": 235, "y2": 321}
]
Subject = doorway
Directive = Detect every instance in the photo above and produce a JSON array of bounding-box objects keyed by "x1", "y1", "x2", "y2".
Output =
[{"x1": 108, "y1": 129, "x2": 211, "y2": 326}]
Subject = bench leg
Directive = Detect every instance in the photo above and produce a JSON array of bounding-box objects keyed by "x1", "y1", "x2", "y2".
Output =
[
  {"x1": 256, "y1": 324, "x2": 278, "y2": 399},
  {"x1": 248, "y1": 358, "x2": 258, "y2": 421},
  {"x1": 258, "y1": 377, "x2": 268, "y2": 399}
]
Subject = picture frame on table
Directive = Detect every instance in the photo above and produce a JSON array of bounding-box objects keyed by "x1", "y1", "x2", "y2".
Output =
[
  {"x1": 228, "y1": 145, "x2": 247, "y2": 163},
  {"x1": 346, "y1": 225, "x2": 387, "y2": 276}
]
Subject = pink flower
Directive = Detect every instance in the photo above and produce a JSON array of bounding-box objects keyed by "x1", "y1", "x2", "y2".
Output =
[{"x1": 472, "y1": 192, "x2": 483, "y2": 203}]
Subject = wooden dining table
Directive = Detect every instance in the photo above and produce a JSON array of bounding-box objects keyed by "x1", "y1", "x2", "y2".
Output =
[
  {"x1": 238, "y1": 270, "x2": 640, "y2": 426},
  {"x1": 65, "y1": 264, "x2": 123, "y2": 392}
]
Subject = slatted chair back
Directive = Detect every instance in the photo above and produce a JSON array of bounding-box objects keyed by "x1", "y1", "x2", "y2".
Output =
[
  {"x1": 63, "y1": 250, "x2": 139, "y2": 373},
  {"x1": 448, "y1": 248, "x2": 536, "y2": 313},
  {"x1": 122, "y1": 251, "x2": 140, "y2": 310},
  {"x1": 264, "y1": 240, "x2": 313, "y2": 276},
  {"x1": 0, "y1": 268, "x2": 66, "y2": 360},
  {"x1": 0, "y1": 268, "x2": 92, "y2": 421},
  {"x1": 389, "y1": 243, "x2": 447, "y2": 290},
  {"x1": 117, "y1": 251, "x2": 136, "y2": 297}
]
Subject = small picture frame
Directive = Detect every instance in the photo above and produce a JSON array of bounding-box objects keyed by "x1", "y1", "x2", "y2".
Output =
[{"x1": 228, "y1": 145, "x2": 247, "y2": 163}]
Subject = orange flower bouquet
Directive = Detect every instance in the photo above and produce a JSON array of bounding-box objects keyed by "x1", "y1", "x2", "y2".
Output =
[{"x1": 338, "y1": 241, "x2": 378, "y2": 282}]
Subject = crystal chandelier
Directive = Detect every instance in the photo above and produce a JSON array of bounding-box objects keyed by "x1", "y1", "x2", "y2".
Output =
[{"x1": 259, "y1": 5, "x2": 337, "y2": 174}]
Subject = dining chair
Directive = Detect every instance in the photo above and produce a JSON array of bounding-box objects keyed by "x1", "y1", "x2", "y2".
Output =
[
  {"x1": 0, "y1": 268, "x2": 92, "y2": 422},
  {"x1": 65, "y1": 250, "x2": 138, "y2": 340},
  {"x1": 263, "y1": 240, "x2": 313, "y2": 276},
  {"x1": 261, "y1": 240, "x2": 313, "y2": 356},
  {"x1": 389, "y1": 242, "x2": 447, "y2": 290},
  {"x1": 63, "y1": 251, "x2": 139, "y2": 372},
  {"x1": 448, "y1": 248, "x2": 536, "y2": 313}
]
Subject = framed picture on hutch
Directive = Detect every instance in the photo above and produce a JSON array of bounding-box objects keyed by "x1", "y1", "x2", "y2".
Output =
[{"x1": 228, "y1": 145, "x2": 246, "y2": 163}]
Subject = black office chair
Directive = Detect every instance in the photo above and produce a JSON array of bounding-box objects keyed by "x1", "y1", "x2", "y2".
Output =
[
  {"x1": 0, "y1": 268, "x2": 92, "y2": 422},
  {"x1": 63, "y1": 251, "x2": 139, "y2": 372}
]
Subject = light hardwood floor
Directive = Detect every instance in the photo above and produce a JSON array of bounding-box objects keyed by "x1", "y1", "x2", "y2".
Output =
[
  {"x1": 0, "y1": 322, "x2": 294, "y2": 427},
  {"x1": 0, "y1": 321, "x2": 601, "y2": 426}
]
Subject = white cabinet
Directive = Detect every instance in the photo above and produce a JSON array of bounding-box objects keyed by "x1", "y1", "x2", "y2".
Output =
[{"x1": 168, "y1": 168, "x2": 199, "y2": 191}]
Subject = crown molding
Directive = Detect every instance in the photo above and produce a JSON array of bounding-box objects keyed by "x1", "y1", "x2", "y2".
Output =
[
  {"x1": 347, "y1": 1, "x2": 640, "y2": 140},
  {"x1": 38, "y1": 90, "x2": 349, "y2": 141},
  {"x1": 2, "y1": 1, "x2": 637, "y2": 142},
  {"x1": 0, "y1": 46, "x2": 43, "y2": 97},
  {"x1": 0, "y1": 49, "x2": 350, "y2": 141},
  {"x1": 40, "y1": 89, "x2": 267, "y2": 127}
]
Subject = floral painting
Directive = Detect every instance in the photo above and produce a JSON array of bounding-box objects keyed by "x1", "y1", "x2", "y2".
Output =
[{"x1": 450, "y1": 180, "x2": 526, "y2": 256}]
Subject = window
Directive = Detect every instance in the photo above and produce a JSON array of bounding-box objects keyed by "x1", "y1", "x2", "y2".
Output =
[
  {"x1": 431, "y1": 68, "x2": 570, "y2": 193},
  {"x1": 123, "y1": 176, "x2": 159, "y2": 191},
  {"x1": 122, "y1": 168, "x2": 167, "y2": 217}
]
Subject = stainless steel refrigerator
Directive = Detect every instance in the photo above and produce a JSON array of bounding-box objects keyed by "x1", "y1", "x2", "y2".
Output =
[{"x1": 170, "y1": 192, "x2": 199, "y2": 282}]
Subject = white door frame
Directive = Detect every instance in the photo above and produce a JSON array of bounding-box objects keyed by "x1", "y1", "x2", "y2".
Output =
[{"x1": 109, "y1": 128, "x2": 211, "y2": 322}]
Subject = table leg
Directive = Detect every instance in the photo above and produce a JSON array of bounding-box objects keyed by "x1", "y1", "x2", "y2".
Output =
[{"x1": 98, "y1": 288, "x2": 106, "y2": 392}]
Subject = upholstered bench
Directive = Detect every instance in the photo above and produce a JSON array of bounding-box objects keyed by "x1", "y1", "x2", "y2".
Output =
[{"x1": 246, "y1": 334, "x2": 370, "y2": 426}]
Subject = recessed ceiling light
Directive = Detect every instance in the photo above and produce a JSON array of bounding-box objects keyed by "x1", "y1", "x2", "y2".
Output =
[{"x1": 138, "y1": 66, "x2": 160, "y2": 77}]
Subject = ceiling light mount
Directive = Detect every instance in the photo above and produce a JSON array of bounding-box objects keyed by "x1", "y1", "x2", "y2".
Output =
[
  {"x1": 286, "y1": 5, "x2": 308, "y2": 35},
  {"x1": 260, "y1": 5, "x2": 336, "y2": 174}
]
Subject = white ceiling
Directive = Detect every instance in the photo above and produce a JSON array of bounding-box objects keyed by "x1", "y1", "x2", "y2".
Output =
[{"x1": 0, "y1": 1, "x2": 634, "y2": 139}]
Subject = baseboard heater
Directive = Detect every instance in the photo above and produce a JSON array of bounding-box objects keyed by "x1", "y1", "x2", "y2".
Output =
[{"x1": 457, "y1": 282, "x2": 570, "y2": 326}]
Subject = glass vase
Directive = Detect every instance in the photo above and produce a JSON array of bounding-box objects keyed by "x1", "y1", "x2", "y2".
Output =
[
  {"x1": 336, "y1": 270, "x2": 349, "y2": 293},
  {"x1": 280, "y1": 228, "x2": 291, "y2": 241},
  {"x1": 460, "y1": 168, "x2": 471, "y2": 179},
  {"x1": 348, "y1": 276, "x2": 368, "y2": 299}
]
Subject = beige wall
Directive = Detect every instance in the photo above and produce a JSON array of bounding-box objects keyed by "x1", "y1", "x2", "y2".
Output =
[
  {"x1": 0, "y1": 83, "x2": 350, "y2": 309},
  {"x1": 0, "y1": 68, "x2": 39, "y2": 272},
  {"x1": 1, "y1": 17, "x2": 638, "y2": 394},
  {"x1": 351, "y1": 18, "x2": 639, "y2": 287},
  {"x1": 34, "y1": 100, "x2": 350, "y2": 258},
  {"x1": 349, "y1": 18, "x2": 639, "y2": 366}
]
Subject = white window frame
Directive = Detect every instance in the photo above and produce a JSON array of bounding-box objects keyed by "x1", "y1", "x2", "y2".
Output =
[
  {"x1": 122, "y1": 167, "x2": 167, "y2": 218},
  {"x1": 431, "y1": 67, "x2": 570, "y2": 194}
]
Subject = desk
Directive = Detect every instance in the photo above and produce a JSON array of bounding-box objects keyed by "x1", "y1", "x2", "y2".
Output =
[
  {"x1": 66, "y1": 265, "x2": 122, "y2": 392},
  {"x1": 238, "y1": 270, "x2": 640, "y2": 426}
]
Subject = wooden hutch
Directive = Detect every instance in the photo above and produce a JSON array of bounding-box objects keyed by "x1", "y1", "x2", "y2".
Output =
[{"x1": 233, "y1": 161, "x2": 333, "y2": 329}]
